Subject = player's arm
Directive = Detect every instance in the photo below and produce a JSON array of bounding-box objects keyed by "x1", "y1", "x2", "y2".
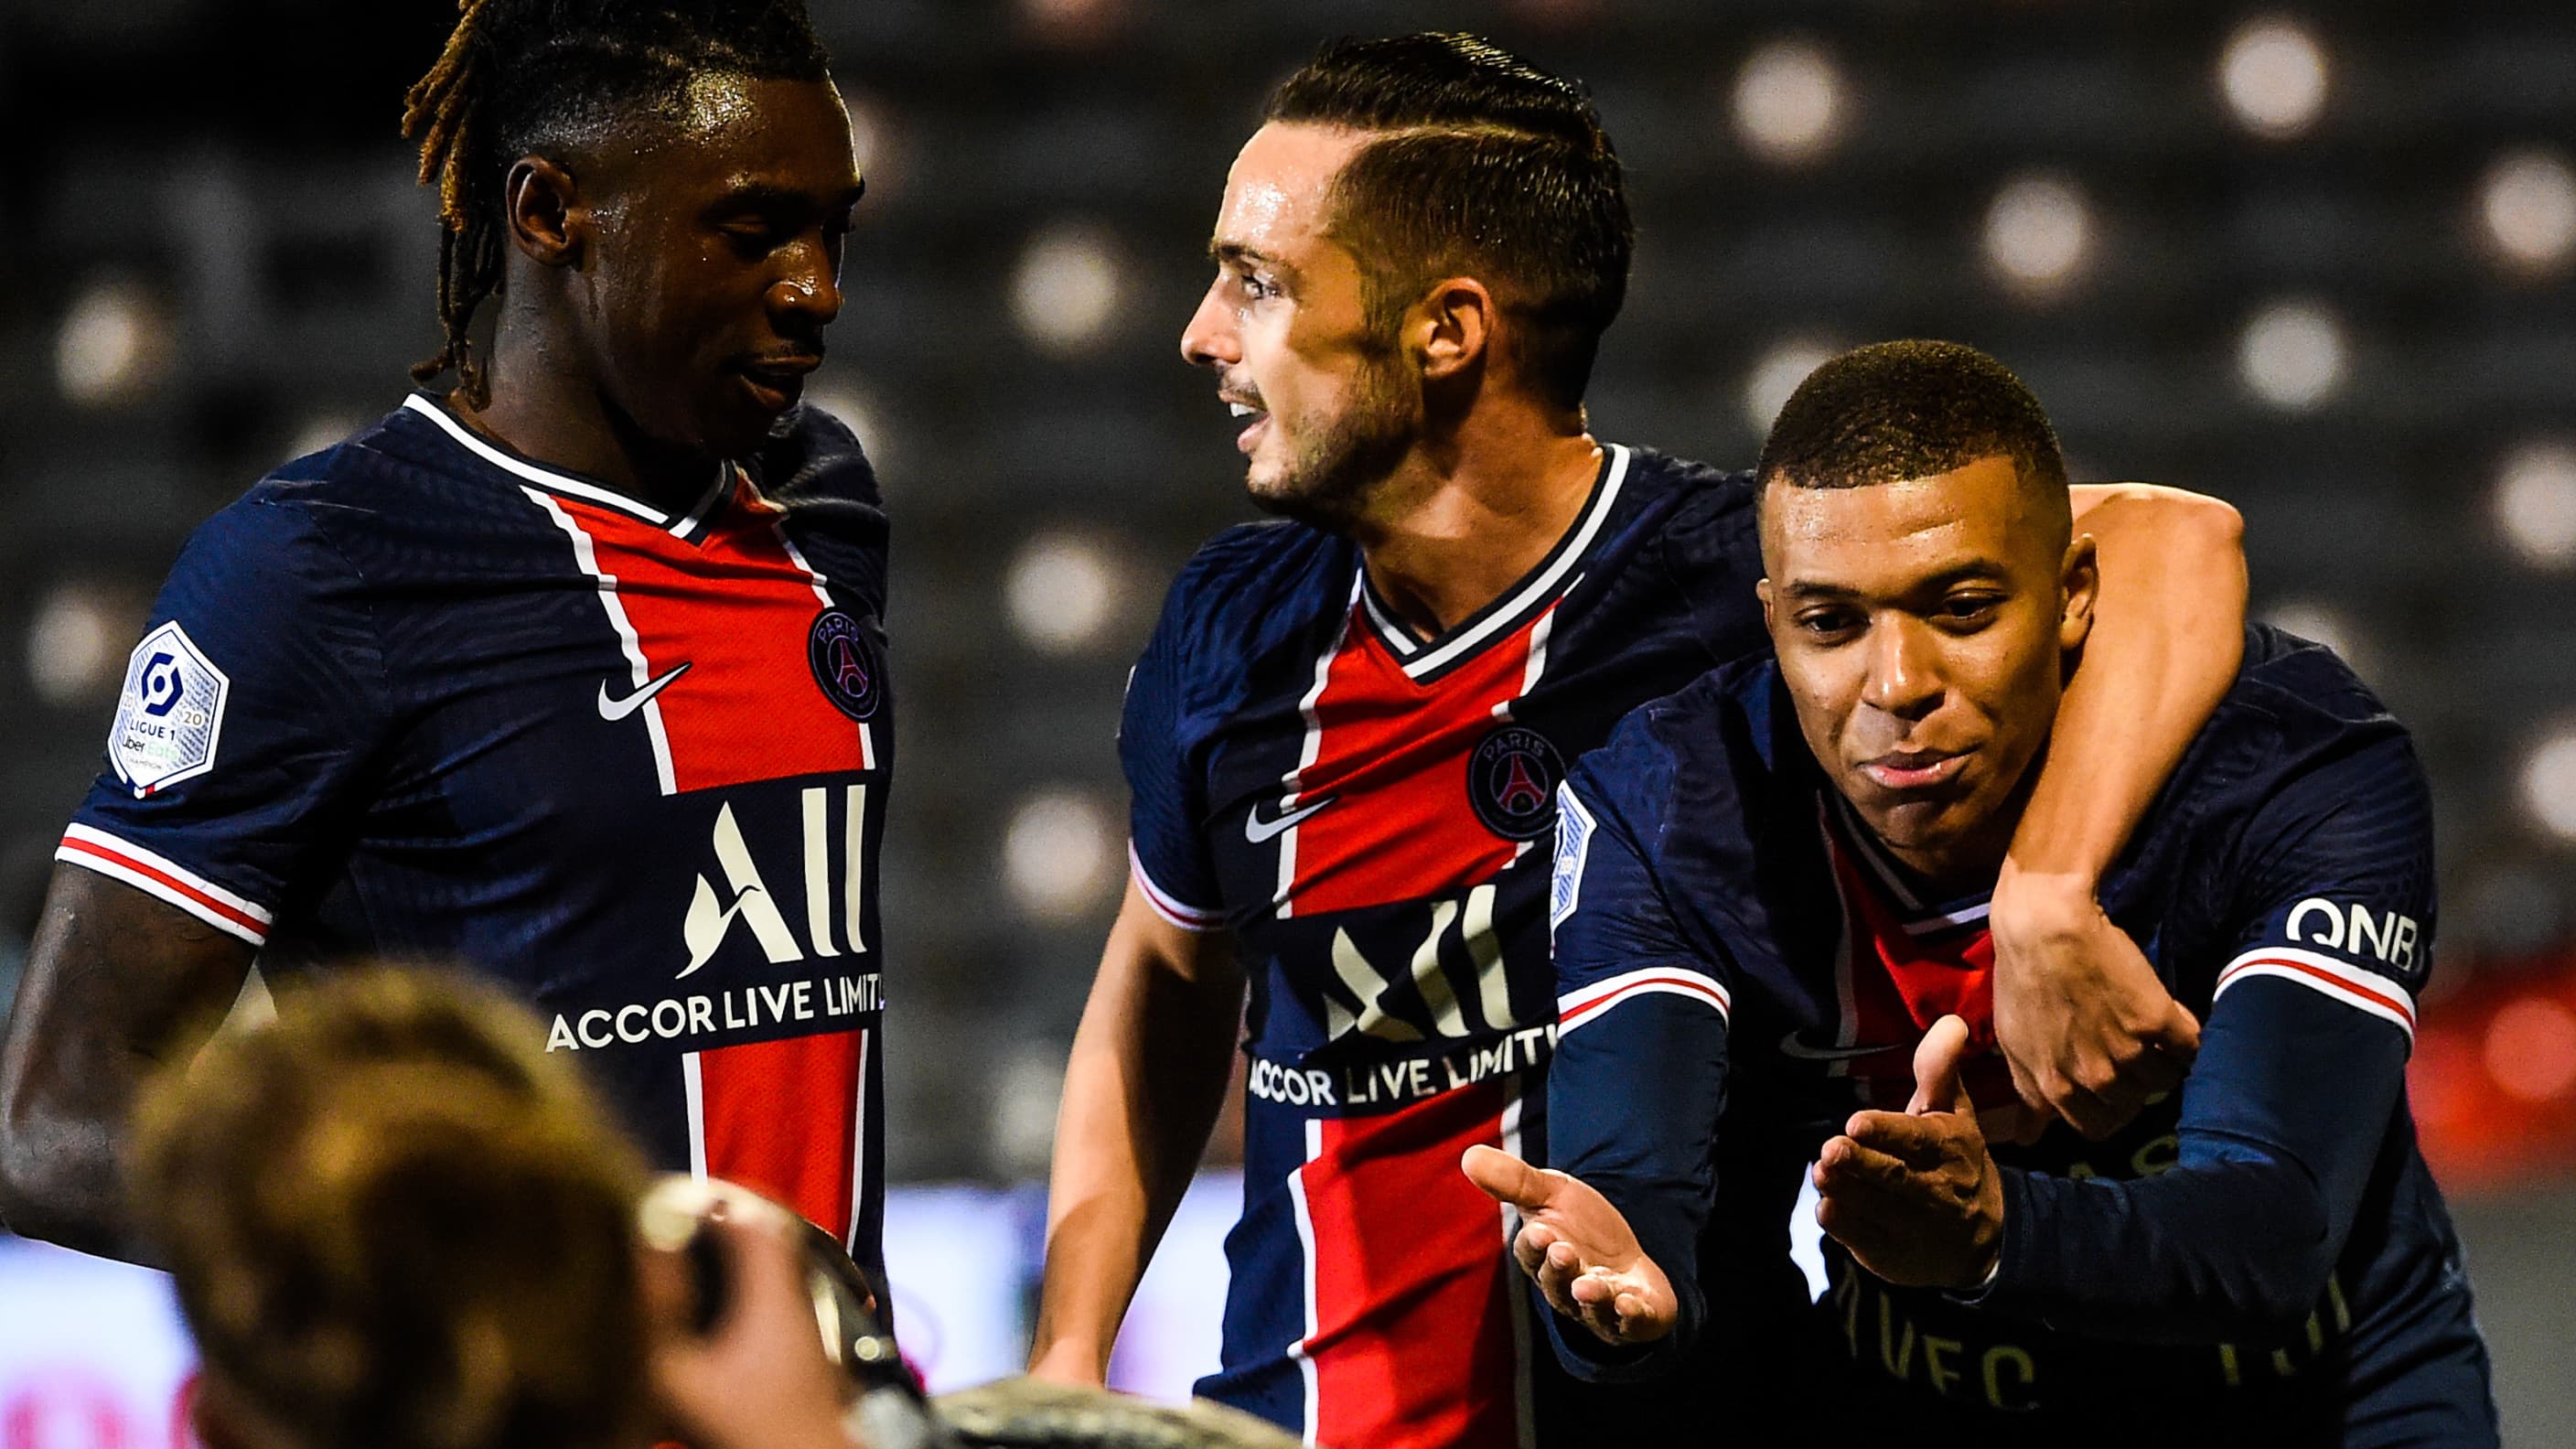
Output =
[
  {"x1": 1467, "y1": 757, "x2": 1730, "y2": 1379},
  {"x1": 1994, "y1": 483, "x2": 2248, "y2": 1139},
  {"x1": 1819, "y1": 735, "x2": 2431, "y2": 1341},
  {"x1": 1028, "y1": 879, "x2": 1241, "y2": 1385},
  {"x1": 0, "y1": 869, "x2": 254, "y2": 1261}
]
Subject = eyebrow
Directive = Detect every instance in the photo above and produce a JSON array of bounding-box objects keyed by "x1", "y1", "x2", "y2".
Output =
[
  {"x1": 715, "y1": 181, "x2": 868, "y2": 213},
  {"x1": 1777, "y1": 561, "x2": 2012, "y2": 600},
  {"x1": 1210, "y1": 240, "x2": 1293, "y2": 275}
]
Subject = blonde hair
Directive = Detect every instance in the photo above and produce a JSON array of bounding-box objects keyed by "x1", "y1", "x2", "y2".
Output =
[{"x1": 131, "y1": 969, "x2": 651, "y2": 1449}]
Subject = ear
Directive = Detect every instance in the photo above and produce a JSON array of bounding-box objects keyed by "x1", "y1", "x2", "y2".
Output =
[
  {"x1": 1756, "y1": 576, "x2": 1778, "y2": 635},
  {"x1": 1411, "y1": 276, "x2": 1496, "y2": 384},
  {"x1": 504, "y1": 156, "x2": 585, "y2": 268},
  {"x1": 2057, "y1": 534, "x2": 2098, "y2": 653}
]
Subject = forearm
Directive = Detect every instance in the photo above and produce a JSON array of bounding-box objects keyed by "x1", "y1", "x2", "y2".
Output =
[
  {"x1": 1029, "y1": 916, "x2": 1240, "y2": 1377},
  {"x1": 1981, "y1": 1149, "x2": 2332, "y2": 1343},
  {"x1": 2011, "y1": 487, "x2": 2245, "y2": 894}
]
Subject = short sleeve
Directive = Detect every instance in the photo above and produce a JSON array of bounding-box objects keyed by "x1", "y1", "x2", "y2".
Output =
[
  {"x1": 59, "y1": 499, "x2": 390, "y2": 945},
  {"x1": 1118, "y1": 577, "x2": 1222, "y2": 931}
]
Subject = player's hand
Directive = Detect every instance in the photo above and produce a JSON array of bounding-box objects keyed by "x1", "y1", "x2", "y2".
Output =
[
  {"x1": 1813, "y1": 1015, "x2": 2005, "y2": 1290},
  {"x1": 640, "y1": 1181, "x2": 857, "y2": 1449},
  {"x1": 1989, "y1": 870, "x2": 2199, "y2": 1141},
  {"x1": 1461, "y1": 1144, "x2": 1678, "y2": 1347}
]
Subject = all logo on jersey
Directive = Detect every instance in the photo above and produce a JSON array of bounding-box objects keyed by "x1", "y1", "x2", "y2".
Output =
[
  {"x1": 108, "y1": 622, "x2": 231, "y2": 798},
  {"x1": 1466, "y1": 725, "x2": 1563, "y2": 841},
  {"x1": 808, "y1": 609, "x2": 883, "y2": 721}
]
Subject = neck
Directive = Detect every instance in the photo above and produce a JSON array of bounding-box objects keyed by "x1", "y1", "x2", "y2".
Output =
[
  {"x1": 450, "y1": 305, "x2": 718, "y2": 516},
  {"x1": 1873, "y1": 763, "x2": 2041, "y2": 900},
  {"x1": 1352, "y1": 399, "x2": 1601, "y2": 638}
]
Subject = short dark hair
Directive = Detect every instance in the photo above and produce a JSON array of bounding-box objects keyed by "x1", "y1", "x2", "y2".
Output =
[
  {"x1": 1758, "y1": 340, "x2": 2069, "y2": 515},
  {"x1": 402, "y1": 0, "x2": 835, "y2": 405},
  {"x1": 1264, "y1": 33, "x2": 1633, "y2": 412}
]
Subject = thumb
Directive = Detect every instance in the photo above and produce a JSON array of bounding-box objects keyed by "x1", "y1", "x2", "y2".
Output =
[
  {"x1": 1908, "y1": 1014, "x2": 1974, "y2": 1115},
  {"x1": 1462, "y1": 1144, "x2": 1553, "y2": 1212},
  {"x1": 2149, "y1": 996, "x2": 2204, "y2": 1064}
]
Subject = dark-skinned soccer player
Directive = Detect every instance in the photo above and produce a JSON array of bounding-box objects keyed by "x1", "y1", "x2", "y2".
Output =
[
  {"x1": 0, "y1": 0, "x2": 896, "y2": 1278},
  {"x1": 1468, "y1": 340, "x2": 2495, "y2": 1446}
]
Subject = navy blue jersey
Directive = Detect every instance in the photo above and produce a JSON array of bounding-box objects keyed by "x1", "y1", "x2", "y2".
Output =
[
  {"x1": 1121, "y1": 445, "x2": 1787, "y2": 1447},
  {"x1": 1546, "y1": 627, "x2": 2495, "y2": 1445},
  {"x1": 61, "y1": 394, "x2": 896, "y2": 1273}
]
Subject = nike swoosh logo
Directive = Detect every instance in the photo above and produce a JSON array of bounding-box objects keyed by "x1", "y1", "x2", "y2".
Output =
[
  {"x1": 1244, "y1": 794, "x2": 1337, "y2": 843},
  {"x1": 597, "y1": 661, "x2": 692, "y2": 722},
  {"x1": 1776, "y1": 1031, "x2": 1900, "y2": 1062}
]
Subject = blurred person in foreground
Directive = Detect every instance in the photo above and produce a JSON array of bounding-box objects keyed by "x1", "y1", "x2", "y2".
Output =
[
  {"x1": 1470, "y1": 341, "x2": 2496, "y2": 1446},
  {"x1": 1, "y1": 0, "x2": 896, "y2": 1272},
  {"x1": 130, "y1": 968, "x2": 857, "y2": 1449},
  {"x1": 1031, "y1": 32, "x2": 2250, "y2": 1449}
]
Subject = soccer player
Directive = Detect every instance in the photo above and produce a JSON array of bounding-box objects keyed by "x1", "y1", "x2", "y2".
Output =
[
  {"x1": 0, "y1": 0, "x2": 894, "y2": 1275},
  {"x1": 1030, "y1": 35, "x2": 2250, "y2": 1449},
  {"x1": 1478, "y1": 340, "x2": 2496, "y2": 1445}
]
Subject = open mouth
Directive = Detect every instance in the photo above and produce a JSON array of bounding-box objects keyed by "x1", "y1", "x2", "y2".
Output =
[{"x1": 1225, "y1": 397, "x2": 1269, "y2": 455}]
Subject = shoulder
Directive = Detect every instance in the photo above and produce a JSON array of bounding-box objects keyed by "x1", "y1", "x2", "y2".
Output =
[
  {"x1": 1574, "y1": 654, "x2": 1787, "y2": 843},
  {"x1": 1149, "y1": 519, "x2": 1349, "y2": 661},
  {"x1": 2190, "y1": 625, "x2": 2426, "y2": 810},
  {"x1": 757, "y1": 402, "x2": 883, "y2": 511},
  {"x1": 1607, "y1": 445, "x2": 1758, "y2": 552}
]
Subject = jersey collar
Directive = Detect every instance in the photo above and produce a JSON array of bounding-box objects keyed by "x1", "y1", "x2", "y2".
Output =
[
  {"x1": 1356, "y1": 442, "x2": 1633, "y2": 684},
  {"x1": 401, "y1": 393, "x2": 735, "y2": 540},
  {"x1": 1820, "y1": 792, "x2": 1996, "y2": 936}
]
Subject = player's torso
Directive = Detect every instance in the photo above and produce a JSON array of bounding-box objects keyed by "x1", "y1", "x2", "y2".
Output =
[
  {"x1": 263, "y1": 400, "x2": 894, "y2": 1252},
  {"x1": 1179, "y1": 447, "x2": 1766, "y2": 1446},
  {"x1": 1703, "y1": 670, "x2": 2469, "y2": 1437}
]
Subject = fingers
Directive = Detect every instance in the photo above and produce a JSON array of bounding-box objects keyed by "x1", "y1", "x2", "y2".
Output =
[
  {"x1": 1906, "y1": 1014, "x2": 1974, "y2": 1115},
  {"x1": 1841, "y1": 1109, "x2": 1975, "y2": 1168},
  {"x1": 1462, "y1": 1144, "x2": 1554, "y2": 1212},
  {"x1": 2148, "y1": 997, "x2": 2203, "y2": 1064},
  {"x1": 1814, "y1": 1132, "x2": 1921, "y2": 1193}
]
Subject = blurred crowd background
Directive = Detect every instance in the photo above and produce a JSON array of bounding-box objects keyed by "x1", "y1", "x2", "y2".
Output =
[{"x1": 2, "y1": 0, "x2": 2572, "y2": 1440}]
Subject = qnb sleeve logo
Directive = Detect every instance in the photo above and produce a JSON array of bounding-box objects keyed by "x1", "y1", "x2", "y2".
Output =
[{"x1": 108, "y1": 622, "x2": 231, "y2": 797}]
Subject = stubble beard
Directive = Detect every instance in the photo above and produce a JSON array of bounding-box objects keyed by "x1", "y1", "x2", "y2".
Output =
[{"x1": 1243, "y1": 350, "x2": 1416, "y2": 534}]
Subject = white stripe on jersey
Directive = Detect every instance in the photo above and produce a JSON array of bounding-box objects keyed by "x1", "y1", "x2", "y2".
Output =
[
  {"x1": 2215, "y1": 944, "x2": 2417, "y2": 1040},
  {"x1": 1556, "y1": 965, "x2": 1733, "y2": 1035},
  {"x1": 520, "y1": 486, "x2": 680, "y2": 796}
]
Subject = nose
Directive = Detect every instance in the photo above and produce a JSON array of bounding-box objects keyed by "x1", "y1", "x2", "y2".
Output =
[
  {"x1": 1179, "y1": 277, "x2": 1238, "y2": 370},
  {"x1": 768, "y1": 240, "x2": 844, "y2": 330},
  {"x1": 1861, "y1": 616, "x2": 1943, "y2": 722}
]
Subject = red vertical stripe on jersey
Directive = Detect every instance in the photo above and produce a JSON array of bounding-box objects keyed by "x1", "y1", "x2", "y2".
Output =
[
  {"x1": 561, "y1": 484, "x2": 874, "y2": 792},
  {"x1": 1824, "y1": 834, "x2": 2018, "y2": 1111},
  {"x1": 693, "y1": 1026, "x2": 865, "y2": 1234},
  {"x1": 1286, "y1": 613, "x2": 1544, "y2": 915},
  {"x1": 1302, "y1": 1081, "x2": 1521, "y2": 1449}
]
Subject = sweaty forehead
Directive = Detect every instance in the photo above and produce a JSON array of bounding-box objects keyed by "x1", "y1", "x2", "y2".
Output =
[
  {"x1": 590, "y1": 72, "x2": 857, "y2": 191},
  {"x1": 1761, "y1": 457, "x2": 2048, "y2": 581},
  {"x1": 1216, "y1": 123, "x2": 1366, "y2": 252}
]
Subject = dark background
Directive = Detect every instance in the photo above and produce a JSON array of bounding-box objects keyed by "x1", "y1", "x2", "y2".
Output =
[{"x1": 0, "y1": 0, "x2": 2570, "y2": 1435}]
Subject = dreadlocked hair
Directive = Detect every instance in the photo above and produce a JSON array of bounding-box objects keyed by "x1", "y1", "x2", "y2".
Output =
[{"x1": 401, "y1": 0, "x2": 834, "y2": 406}]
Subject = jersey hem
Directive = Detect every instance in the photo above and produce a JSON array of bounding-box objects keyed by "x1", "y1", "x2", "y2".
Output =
[{"x1": 1130, "y1": 843, "x2": 1223, "y2": 931}]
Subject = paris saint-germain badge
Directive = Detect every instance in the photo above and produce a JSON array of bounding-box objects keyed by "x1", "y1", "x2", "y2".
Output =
[
  {"x1": 808, "y1": 608, "x2": 884, "y2": 721},
  {"x1": 1467, "y1": 724, "x2": 1563, "y2": 841}
]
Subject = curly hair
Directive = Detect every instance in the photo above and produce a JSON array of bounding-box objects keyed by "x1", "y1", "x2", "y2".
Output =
[{"x1": 130, "y1": 969, "x2": 651, "y2": 1449}]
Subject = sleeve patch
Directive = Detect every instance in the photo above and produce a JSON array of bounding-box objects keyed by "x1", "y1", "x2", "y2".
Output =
[
  {"x1": 108, "y1": 621, "x2": 231, "y2": 798},
  {"x1": 2214, "y1": 944, "x2": 2416, "y2": 1041},
  {"x1": 1551, "y1": 784, "x2": 1594, "y2": 932}
]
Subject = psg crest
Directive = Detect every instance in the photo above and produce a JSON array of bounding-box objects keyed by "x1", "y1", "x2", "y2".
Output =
[
  {"x1": 1467, "y1": 724, "x2": 1563, "y2": 841},
  {"x1": 808, "y1": 608, "x2": 884, "y2": 720}
]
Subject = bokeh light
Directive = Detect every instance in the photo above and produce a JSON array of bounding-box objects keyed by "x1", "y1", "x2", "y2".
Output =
[
  {"x1": 2259, "y1": 598, "x2": 2368, "y2": 673},
  {"x1": 2493, "y1": 440, "x2": 2576, "y2": 569},
  {"x1": 2218, "y1": 17, "x2": 2330, "y2": 139},
  {"x1": 1732, "y1": 38, "x2": 1846, "y2": 166},
  {"x1": 1983, "y1": 172, "x2": 2094, "y2": 296},
  {"x1": 26, "y1": 579, "x2": 145, "y2": 708},
  {"x1": 2476, "y1": 147, "x2": 2576, "y2": 275},
  {"x1": 1012, "y1": 221, "x2": 1126, "y2": 355},
  {"x1": 1003, "y1": 788, "x2": 1120, "y2": 921},
  {"x1": 1742, "y1": 338, "x2": 1841, "y2": 435},
  {"x1": 56, "y1": 280, "x2": 173, "y2": 407},
  {"x1": 2484, "y1": 996, "x2": 2576, "y2": 1102},
  {"x1": 2236, "y1": 299, "x2": 2347, "y2": 411},
  {"x1": 2517, "y1": 727, "x2": 2576, "y2": 841},
  {"x1": 1005, "y1": 530, "x2": 1132, "y2": 656}
]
